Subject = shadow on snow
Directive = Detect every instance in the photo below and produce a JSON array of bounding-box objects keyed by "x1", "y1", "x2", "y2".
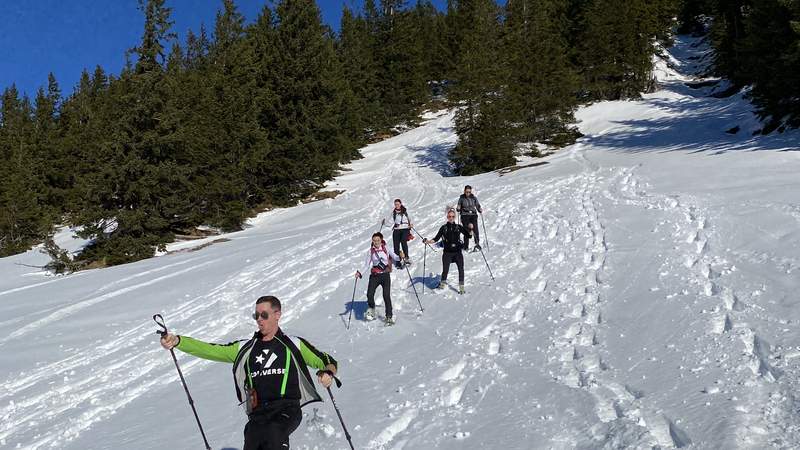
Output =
[{"x1": 406, "y1": 139, "x2": 457, "y2": 177}]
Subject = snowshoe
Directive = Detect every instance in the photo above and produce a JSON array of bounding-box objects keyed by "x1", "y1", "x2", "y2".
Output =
[{"x1": 365, "y1": 308, "x2": 376, "y2": 321}]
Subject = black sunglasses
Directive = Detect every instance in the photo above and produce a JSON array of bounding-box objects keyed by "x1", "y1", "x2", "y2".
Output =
[{"x1": 252, "y1": 311, "x2": 269, "y2": 321}]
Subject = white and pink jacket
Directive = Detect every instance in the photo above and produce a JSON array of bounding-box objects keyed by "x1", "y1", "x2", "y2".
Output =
[{"x1": 361, "y1": 242, "x2": 401, "y2": 275}]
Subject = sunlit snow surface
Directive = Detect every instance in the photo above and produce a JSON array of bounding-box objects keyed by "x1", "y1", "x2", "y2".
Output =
[{"x1": 1, "y1": 35, "x2": 799, "y2": 450}]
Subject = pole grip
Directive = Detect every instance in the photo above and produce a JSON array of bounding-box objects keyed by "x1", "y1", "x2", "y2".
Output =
[{"x1": 153, "y1": 314, "x2": 168, "y2": 336}]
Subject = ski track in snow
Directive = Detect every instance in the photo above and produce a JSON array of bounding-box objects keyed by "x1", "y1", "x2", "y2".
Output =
[
  {"x1": 596, "y1": 145, "x2": 800, "y2": 447},
  {"x1": 2, "y1": 36, "x2": 800, "y2": 450}
]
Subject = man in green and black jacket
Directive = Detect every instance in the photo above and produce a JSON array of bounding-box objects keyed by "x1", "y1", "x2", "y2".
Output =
[{"x1": 160, "y1": 295, "x2": 338, "y2": 450}]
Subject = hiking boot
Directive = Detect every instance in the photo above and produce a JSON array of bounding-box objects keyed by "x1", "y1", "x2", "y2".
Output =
[
  {"x1": 385, "y1": 316, "x2": 396, "y2": 326},
  {"x1": 474, "y1": 244, "x2": 482, "y2": 251},
  {"x1": 459, "y1": 284, "x2": 465, "y2": 295},
  {"x1": 404, "y1": 257, "x2": 412, "y2": 266},
  {"x1": 365, "y1": 308, "x2": 376, "y2": 321},
  {"x1": 436, "y1": 280, "x2": 447, "y2": 289}
]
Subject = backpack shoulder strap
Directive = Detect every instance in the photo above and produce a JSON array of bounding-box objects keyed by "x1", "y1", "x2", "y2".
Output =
[
  {"x1": 370, "y1": 245, "x2": 380, "y2": 265},
  {"x1": 381, "y1": 243, "x2": 393, "y2": 272}
]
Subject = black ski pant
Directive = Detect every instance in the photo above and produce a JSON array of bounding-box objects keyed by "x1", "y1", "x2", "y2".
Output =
[
  {"x1": 393, "y1": 228, "x2": 410, "y2": 260},
  {"x1": 460, "y1": 214, "x2": 479, "y2": 248},
  {"x1": 367, "y1": 272, "x2": 393, "y2": 318},
  {"x1": 243, "y1": 400, "x2": 302, "y2": 450},
  {"x1": 441, "y1": 251, "x2": 465, "y2": 284}
]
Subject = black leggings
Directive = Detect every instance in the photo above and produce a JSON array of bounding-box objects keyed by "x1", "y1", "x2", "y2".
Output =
[
  {"x1": 243, "y1": 402, "x2": 302, "y2": 450},
  {"x1": 393, "y1": 228, "x2": 409, "y2": 258},
  {"x1": 441, "y1": 251, "x2": 465, "y2": 284},
  {"x1": 367, "y1": 272, "x2": 393, "y2": 318},
  {"x1": 460, "y1": 214, "x2": 479, "y2": 247}
]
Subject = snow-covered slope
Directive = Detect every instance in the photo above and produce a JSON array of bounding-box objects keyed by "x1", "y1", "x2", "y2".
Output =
[{"x1": 2, "y1": 35, "x2": 799, "y2": 450}]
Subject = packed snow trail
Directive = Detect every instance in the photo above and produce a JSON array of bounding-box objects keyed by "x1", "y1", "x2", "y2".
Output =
[{"x1": 1, "y1": 35, "x2": 799, "y2": 449}]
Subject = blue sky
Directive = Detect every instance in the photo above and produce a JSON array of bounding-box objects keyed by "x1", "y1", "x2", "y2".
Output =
[{"x1": 2, "y1": 1, "x2": 447, "y2": 99}]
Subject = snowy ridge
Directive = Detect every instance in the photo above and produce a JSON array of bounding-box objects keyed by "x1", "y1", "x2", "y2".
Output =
[{"x1": 1, "y1": 35, "x2": 799, "y2": 449}]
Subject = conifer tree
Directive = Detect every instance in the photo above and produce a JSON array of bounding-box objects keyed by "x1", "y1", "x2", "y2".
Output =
[
  {"x1": 413, "y1": 0, "x2": 447, "y2": 84},
  {"x1": 262, "y1": 0, "x2": 358, "y2": 202},
  {"x1": 0, "y1": 86, "x2": 53, "y2": 256},
  {"x1": 573, "y1": 0, "x2": 660, "y2": 100},
  {"x1": 740, "y1": 0, "x2": 800, "y2": 128},
  {"x1": 449, "y1": 0, "x2": 503, "y2": 118},
  {"x1": 450, "y1": 98, "x2": 514, "y2": 175},
  {"x1": 75, "y1": 0, "x2": 181, "y2": 265},
  {"x1": 338, "y1": 6, "x2": 382, "y2": 139},
  {"x1": 677, "y1": 0, "x2": 711, "y2": 34},
  {"x1": 33, "y1": 73, "x2": 67, "y2": 209},
  {"x1": 504, "y1": 0, "x2": 580, "y2": 146},
  {"x1": 440, "y1": 0, "x2": 461, "y2": 81},
  {"x1": 56, "y1": 67, "x2": 108, "y2": 215},
  {"x1": 185, "y1": 25, "x2": 211, "y2": 70},
  {"x1": 449, "y1": 0, "x2": 514, "y2": 175},
  {"x1": 203, "y1": 0, "x2": 270, "y2": 226},
  {"x1": 373, "y1": 0, "x2": 428, "y2": 124},
  {"x1": 708, "y1": 0, "x2": 749, "y2": 84},
  {"x1": 680, "y1": 0, "x2": 800, "y2": 129}
]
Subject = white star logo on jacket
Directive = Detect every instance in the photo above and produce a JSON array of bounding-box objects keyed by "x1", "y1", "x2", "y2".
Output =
[{"x1": 255, "y1": 349, "x2": 277, "y2": 368}]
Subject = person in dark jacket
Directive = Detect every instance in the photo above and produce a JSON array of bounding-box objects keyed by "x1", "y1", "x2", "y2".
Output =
[
  {"x1": 456, "y1": 185, "x2": 483, "y2": 251},
  {"x1": 423, "y1": 208, "x2": 472, "y2": 294},
  {"x1": 389, "y1": 199, "x2": 413, "y2": 268},
  {"x1": 160, "y1": 295, "x2": 338, "y2": 450}
]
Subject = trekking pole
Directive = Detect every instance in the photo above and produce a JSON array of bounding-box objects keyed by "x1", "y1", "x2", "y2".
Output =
[
  {"x1": 153, "y1": 314, "x2": 211, "y2": 450},
  {"x1": 326, "y1": 386, "x2": 355, "y2": 450},
  {"x1": 422, "y1": 244, "x2": 427, "y2": 295},
  {"x1": 346, "y1": 277, "x2": 358, "y2": 330},
  {"x1": 403, "y1": 263, "x2": 424, "y2": 312},
  {"x1": 477, "y1": 247, "x2": 495, "y2": 281},
  {"x1": 480, "y1": 212, "x2": 489, "y2": 251},
  {"x1": 377, "y1": 218, "x2": 385, "y2": 234},
  {"x1": 412, "y1": 227, "x2": 437, "y2": 253}
]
